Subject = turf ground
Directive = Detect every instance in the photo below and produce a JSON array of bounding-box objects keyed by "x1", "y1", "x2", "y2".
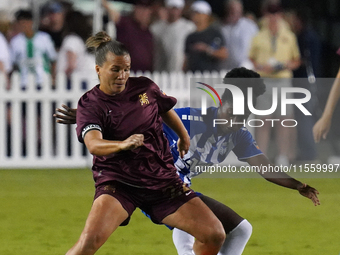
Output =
[{"x1": 0, "y1": 169, "x2": 339, "y2": 255}]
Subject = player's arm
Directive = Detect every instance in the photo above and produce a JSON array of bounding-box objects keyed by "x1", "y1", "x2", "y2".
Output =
[
  {"x1": 247, "y1": 154, "x2": 320, "y2": 206},
  {"x1": 54, "y1": 104, "x2": 77, "y2": 124},
  {"x1": 84, "y1": 130, "x2": 144, "y2": 156},
  {"x1": 313, "y1": 66, "x2": 340, "y2": 142},
  {"x1": 160, "y1": 109, "x2": 190, "y2": 158}
]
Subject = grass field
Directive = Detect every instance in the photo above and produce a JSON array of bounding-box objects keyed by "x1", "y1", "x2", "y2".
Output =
[{"x1": 0, "y1": 169, "x2": 339, "y2": 255}]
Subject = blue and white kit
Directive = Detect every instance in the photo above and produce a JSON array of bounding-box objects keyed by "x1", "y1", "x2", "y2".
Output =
[{"x1": 163, "y1": 107, "x2": 263, "y2": 185}]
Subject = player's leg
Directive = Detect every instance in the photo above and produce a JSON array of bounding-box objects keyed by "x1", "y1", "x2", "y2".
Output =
[
  {"x1": 200, "y1": 196, "x2": 252, "y2": 255},
  {"x1": 162, "y1": 197, "x2": 226, "y2": 255},
  {"x1": 65, "y1": 194, "x2": 129, "y2": 255},
  {"x1": 172, "y1": 195, "x2": 252, "y2": 255}
]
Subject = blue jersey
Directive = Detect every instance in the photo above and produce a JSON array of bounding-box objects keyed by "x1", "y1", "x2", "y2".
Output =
[{"x1": 163, "y1": 107, "x2": 263, "y2": 184}]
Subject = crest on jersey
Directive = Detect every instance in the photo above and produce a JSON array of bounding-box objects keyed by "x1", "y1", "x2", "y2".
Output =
[{"x1": 139, "y1": 93, "x2": 149, "y2": 105}]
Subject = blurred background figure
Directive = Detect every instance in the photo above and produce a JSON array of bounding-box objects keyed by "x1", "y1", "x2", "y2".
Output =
[
  {"x1": 289, "y1": 8, "x2": 321, "y2": 162},
  {"x1": 0, "y1": 31, "x2": 11, "y2": 78},
  {"x1": 102, "y1": 0, "x2": 154, "y2": 72},
  {"x1": 249, "y1": 3, "x2": 301, "y2": 165},
  {"x1": 10, "y1": 9, "x2": 57, "y2": 90},
  {"x1": 184, "y1": 0, "x2": 228, "y2": 72},
  {"x1": 151, "y1": 0, "x2": 196, "y2": 72},
  {"x1": 313, "y1": 50, "x2": 340, "y2": 144},
  {"x1": 57, "y1": 10, "x2": 95, "y2": 89},
  {"x1": 40, "y1": 1, "x2": 71, "y2": 52},
  {"x1": 220, "y1": 0, "x2": 258, "y2": 70}
]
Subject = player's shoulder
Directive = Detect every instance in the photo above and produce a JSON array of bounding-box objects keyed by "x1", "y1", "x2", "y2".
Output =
[
  {"x1": 128, "y1": 76, "x2": 154, "y2": 86},
  {"x1": 78, "y1": 85, "x2": 101, "y2": 107},
  {"x1": 233, "y1": 127, "x2": 253, "y2": 141}
]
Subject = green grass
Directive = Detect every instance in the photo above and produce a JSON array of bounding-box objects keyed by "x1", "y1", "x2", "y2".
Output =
[{"x1": 0, "y1": 169, "x2": 339, "y2": 255}]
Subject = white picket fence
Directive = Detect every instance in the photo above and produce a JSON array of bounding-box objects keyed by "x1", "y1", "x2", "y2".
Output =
[{"x1": 0, "y1": 70, "x2": 235, "y2": 169}]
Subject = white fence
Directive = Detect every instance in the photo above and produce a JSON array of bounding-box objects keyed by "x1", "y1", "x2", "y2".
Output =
[{"x1": 0, "y1": 70, "x2": 235, "y2": 169}]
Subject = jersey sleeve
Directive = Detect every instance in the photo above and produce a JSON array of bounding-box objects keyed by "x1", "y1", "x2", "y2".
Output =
[
  {"x1": 152, "y1": 82, "x2": 177, "y2": 114},
  {"x1": 232, "y1": 128, "x2": 263, "y2": 161},
  {"x1": 76, "y1": 94, "x2": 104, "y2": 143},
  {"x1": 337, "y1": 47, "x2": 340, "y2": 56}
]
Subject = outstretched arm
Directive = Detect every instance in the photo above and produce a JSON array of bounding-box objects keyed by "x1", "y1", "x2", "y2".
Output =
[
  {"x1": 313, "y1": 67, "x2": 340, "y2": 142},
  {"x1": 160, "y1": 109, "x2": 190, "y2": 158},
  {"x1": 247, "y1": 154, "x2": 320, "y2": 206}
]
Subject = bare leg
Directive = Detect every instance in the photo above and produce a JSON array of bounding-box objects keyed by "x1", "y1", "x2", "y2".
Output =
[
  {"x1": 162, "y1": 197, "x2": 226, "y2": 255},
  {"x1": 66, "y1": 194, "x2": 129, "y2": 255}
]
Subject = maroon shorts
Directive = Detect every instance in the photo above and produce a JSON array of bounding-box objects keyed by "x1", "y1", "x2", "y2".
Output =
[{"x1": 94, "y1": 180, "x2": 196, "y2": 225}]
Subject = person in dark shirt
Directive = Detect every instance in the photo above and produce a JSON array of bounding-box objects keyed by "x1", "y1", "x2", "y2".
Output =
[
  {"x1": 102, "y1": 0, "x2": 154, "y2": 72},
  {"x1": 64, "y1": 31, "x2": 225, "y2": 255},
  {"x1": 183, "y1": 1, "x2": 228, "y2": 72}
]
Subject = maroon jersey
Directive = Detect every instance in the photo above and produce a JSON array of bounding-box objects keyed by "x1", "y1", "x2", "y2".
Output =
[
  {"x1": 337, "y1": 47, "x2": 340, "y2": 56},
  {"x1": 76, "y1": 77, "x2": 181, "y2": 189}
]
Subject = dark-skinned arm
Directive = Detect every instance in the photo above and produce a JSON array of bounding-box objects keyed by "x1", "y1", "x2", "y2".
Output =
[{"x1": 247, "y1": 154, "x2": 320, "y2": 206}]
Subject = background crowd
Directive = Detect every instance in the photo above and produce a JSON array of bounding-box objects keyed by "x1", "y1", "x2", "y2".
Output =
[{"x1": 0, "y1": 0, "x2": 339, "y2": 164}]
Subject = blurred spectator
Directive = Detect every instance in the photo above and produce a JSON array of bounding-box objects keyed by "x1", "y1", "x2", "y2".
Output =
[
  {"x1": 220, "y1": 0, "x2": 258, "y2": 70},
  {"x1": 249, "y1": 4, "x2": 300, "y2": 165},
  {"x1": 313, "y1": 49, "x2": 340, "y2": 143},
  {"x1": 10, "y1": 9, "x2": 57, "y2": 90},
  {"x1": 0, "y1": 0, "x2": 29, "y2": 19},
  {"x1": 57, "y1": 10, "x2": 95, "y2": 85},
  {"x1": 183, "y1": 1, "x2": 228, "y2": 72},
  {"x1": 151, "y1": 0, "x2": 196, "y2": 72},
  {"x1": 290, "y1": 9, "x2": 321, "y2": 161},
  {"x1": 40, "y1": 1, "x2": 68, "y2": 51},
  {"x1": 102, "y1": 0, "x2": 154, "y2": 72},
  {"x1": 0, "y1": 31, "x2": 11, "y2": 76},
  {"x1": 0, "y1": 10, "x2": 11, "y2": 39}
]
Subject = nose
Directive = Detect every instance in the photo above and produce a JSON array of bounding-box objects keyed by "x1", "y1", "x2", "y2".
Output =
[{"x1": 117, "y1": 70, "x2": 125, "y2": 79}]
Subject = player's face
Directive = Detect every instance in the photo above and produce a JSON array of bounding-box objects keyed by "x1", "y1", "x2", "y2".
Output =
[
  {"x1": 217, "y1": 103, "x2": 250, "y2": 134},
  {"x1": 97, "y1": 52, "x2": 131, "y2": 96}
]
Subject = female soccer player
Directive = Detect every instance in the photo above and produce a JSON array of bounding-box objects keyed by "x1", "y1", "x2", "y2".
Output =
[
  {"x1": 64, "y1": 31, "x2": 225, "y2": 255},
  {"x1": 56, "y1": 67, "x2": 319, "y2": 255}
]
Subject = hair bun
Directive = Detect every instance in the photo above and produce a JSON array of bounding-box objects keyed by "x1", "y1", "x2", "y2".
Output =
[{"x1": 85, "y1": 31, "x2": 112, "y2": 50}]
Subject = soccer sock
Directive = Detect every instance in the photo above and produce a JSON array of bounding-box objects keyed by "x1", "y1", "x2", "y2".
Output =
[
  {"x1": 217, "y1": 219, "x2": 252, "y2": 255},
  {"x1": 172, "y1": 228, "x2": 195, "y2": 255}
]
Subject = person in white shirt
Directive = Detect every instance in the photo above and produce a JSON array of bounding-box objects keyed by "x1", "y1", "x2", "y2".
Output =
[
  {"x1": 151, "y1": 0, "x2": 196, "y2": 72},
  {"x1": 0, "y1": 32, "x2": 11, "y2": 75},
  {"x1": 57, "y1": 10, "x2": 95, "y2": 89},
  {"x1": 10, "y1": 10, "x2": 57, "y2": 90},
  {"x1": 220, "y1": 0, "x2": 258, "y2": 70}
]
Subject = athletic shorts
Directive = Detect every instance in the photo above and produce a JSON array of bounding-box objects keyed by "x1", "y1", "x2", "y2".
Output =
[{"x1": 94, "y1": 180, "x2": 197, "y2": 225}]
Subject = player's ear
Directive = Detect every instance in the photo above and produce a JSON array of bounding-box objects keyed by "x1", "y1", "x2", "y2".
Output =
[{"x1": 95, "y1": 65, "x2": 100, "y2": 76}]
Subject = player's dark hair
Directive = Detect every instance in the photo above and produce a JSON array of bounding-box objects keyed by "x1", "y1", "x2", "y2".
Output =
[
  {"x1": 221, "y1": 67, "x2": 266, "y2": 107},
  {"x1": 85, "y1": 31, "x2": 130, "y2": 66},
  {"x1": 15, "y1": 9, "x2": 33, "y2": 21}
]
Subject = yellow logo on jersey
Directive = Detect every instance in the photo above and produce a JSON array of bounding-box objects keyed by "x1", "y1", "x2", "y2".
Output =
[{"x1": 139, "y1": 93, "x2": 149, "y2": 105}]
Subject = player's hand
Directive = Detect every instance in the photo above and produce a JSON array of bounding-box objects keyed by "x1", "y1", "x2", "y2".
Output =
[
  {"x1": 120, "y1": 134, "x2": 144, "y2": 151},
  {"x1": 177, "y1": 137, "x2": 190, "y2": 158},
  {"x1": 297, "y1": 183, "x2": 320, "y2": 206},
  {"x1": 53, "y1": 104, "x2": 77, "y2": 124},
  {"x1": 313, "y1": 117, "x2": 331, "y2": 143}
]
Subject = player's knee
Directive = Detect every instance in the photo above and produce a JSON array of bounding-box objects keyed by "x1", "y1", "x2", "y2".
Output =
[{"x1": 209, "y1": 221, "x2": 226, "y2": 247}]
